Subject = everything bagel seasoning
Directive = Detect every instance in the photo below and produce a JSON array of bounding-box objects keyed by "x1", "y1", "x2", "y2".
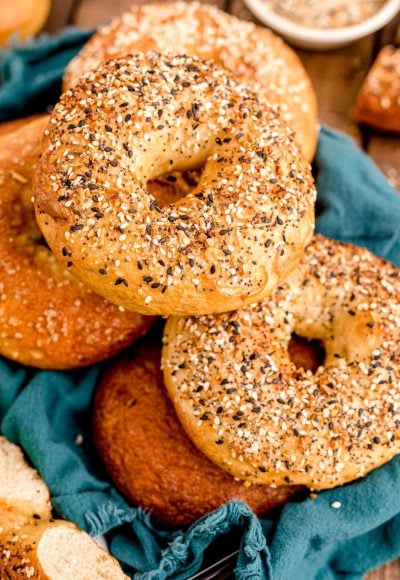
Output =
[{"x1": 265, "y1": 0, "x2": 387, "y2": 28}]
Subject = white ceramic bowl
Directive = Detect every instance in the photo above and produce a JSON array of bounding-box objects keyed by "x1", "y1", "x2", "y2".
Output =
[{"x1": 243, "y1": 0, "x2": 400, "y2": 50}]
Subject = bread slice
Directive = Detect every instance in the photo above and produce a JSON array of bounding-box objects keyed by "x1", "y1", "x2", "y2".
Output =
[
  {"x1": 0, "y1": 520, "x2": 128, "y2": 579},
  {"x1": 0, "y1": 436, "x2": 51, "y2": 531},
  {"x1": 0, "y1": 437, "x2": 128, "y2": 578}
]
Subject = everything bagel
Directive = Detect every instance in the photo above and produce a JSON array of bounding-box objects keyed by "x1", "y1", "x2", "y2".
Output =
[
  {"x1": 93, "y1": 338, "x2": 302, "y2": 526},
  {"x1": 163, "y1": 235, "x2": 400, "y2": 489},
  {"x1": 63, "y1": 2, "x2": 318, "y2": 161},
  {"x1": 34, "y1": 53, "x2": 316, "y2": 317},
  {"x1": 0, "y1": 117, "x2": 154, "y2": 369}
]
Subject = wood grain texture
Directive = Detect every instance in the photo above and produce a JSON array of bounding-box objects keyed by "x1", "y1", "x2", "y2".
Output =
[
  {"x1": 297, "y1": 37, "x2": 374, "y2": 144},
  {"x1": 46, "y1": 0, "x2": 79, "y2": 31},
  {"x1": 74, "y1": 0, "x2": 225, "y2": 27},
  {"x1": 368, "y1": 134, "x2": 400, "y2": 191},
  {"x1": 363, "y1": 13, "x2": 400, "y2": 190},
  {"x1": 73, "y1": 0, "x2": 139, "y2": 27}
]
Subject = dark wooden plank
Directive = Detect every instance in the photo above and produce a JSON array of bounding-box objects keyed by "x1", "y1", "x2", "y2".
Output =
[
  {"x1": 73, "y1": 0, "x2": 140, "y2": 27},
  {"x1": 364, "y1": 15, "x2": 400, "y2": 191},
  {"x1": 227, "y1": 0, "x2": 255, "y2": 21},
  {"x1": 74, "y1": 0, "x2": 224, "y2": 28},
  {"x1": 297, "y1": 36, "x2": 374, "y2": 144},
  {"x1": 373, "y1": 11, "x2": 400, "y2": 53},
  {"x1": 45, "y1": 0, "x2": 80, "y2": 32},
  {"x1": 368, "y1": 134, "x2": 400, "y2": 191}
]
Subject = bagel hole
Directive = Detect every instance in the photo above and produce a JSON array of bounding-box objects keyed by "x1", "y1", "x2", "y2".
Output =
[
  {"x1": 147, "y1": 168, "x2": 202, "y2": 207},
  {"x1": 36, "y1": 235, "x2": 50, "y2": 250},
  {"x1": 288, "y1": 333, "x2": 326, "y2": 373},
  {"x1": 17, "y1": 189, "x2": 51, "y2": 251}
]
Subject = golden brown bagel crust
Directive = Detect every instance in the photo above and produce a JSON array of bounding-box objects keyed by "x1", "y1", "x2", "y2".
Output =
[
  {"x1": 0, "y1": 114, "x2": 45, "y2": 139},
  {"x1": 354, "y1": 46, "x2": 400, "y2": 133},
  {"x1": 63, "y1": 2, "x2": 318, "y2": 161},
  {"x1": 34, "y1": 52, "x2": 315, "y2": 317},
  {"x1": 163, "y1": 235, "x2": 400, "y2": 490},
  {"x1": 93, "y1": 339, "x2": 302, "y2": 527},
  {"x1": 0, "y1": 117, "x2": 154, "y2": 369},
  {"x1": 0, "y1": 0, "x2": 50, "y2": 46}
]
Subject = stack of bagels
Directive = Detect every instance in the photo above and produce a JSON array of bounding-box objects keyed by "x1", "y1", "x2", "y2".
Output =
[{"x1": 1, "y1": 2, "x2": 399, "y2": 574}]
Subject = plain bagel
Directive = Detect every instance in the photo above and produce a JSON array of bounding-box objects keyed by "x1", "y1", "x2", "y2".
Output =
[
  {"x1": 63, "y1": 1, "x2": 318, "y2": 161},
  {"x1": 34, "y1": 52, "x2": 316, "y2": 317},
  {"x1": 0, "y1": 117, "x2": 154, "y2": 369},
  {"x1": 163, "y1": 235, "x2": 400, "y2": 490}
]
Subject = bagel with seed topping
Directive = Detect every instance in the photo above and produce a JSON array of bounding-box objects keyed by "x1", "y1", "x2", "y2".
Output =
[
  {"x1": 63, "y1": 1, "x2": 318, "y2": 161},
  {"x1": 93, "y1": 337, "x2": 303, "y2": 526},
  {"x1": 163, "y1": 235, "x2": 400, "y2": 489},
  {"x1": 34, "y1": 52, "x2": 316, "y2": 317},
  {"x1": 0, "y1": 117, "x2": 154, "y2": 369}
]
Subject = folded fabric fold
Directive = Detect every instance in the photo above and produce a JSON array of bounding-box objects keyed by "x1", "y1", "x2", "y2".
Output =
[
  {"x1": 315, "y1": 127, "x2": 400, "y2": 264},
  {"x1": 0, "y1": 29, "x2": 399, "y2": 580},
  {"x1": 0, "y1": 28, "x2": 92, "y2": 121}
]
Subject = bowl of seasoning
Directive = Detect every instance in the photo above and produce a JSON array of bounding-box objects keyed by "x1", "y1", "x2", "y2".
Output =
[{"x1": 243, "y1": 0, "x2": 400, "y2": 50}]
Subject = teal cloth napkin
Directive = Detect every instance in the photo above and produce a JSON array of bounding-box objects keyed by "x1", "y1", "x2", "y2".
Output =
[
  {"x1": 1, "y1": 29, "x2": 400, "y2": 580},
  {"x1": 0, "y1": 28, "x2": 92, "y2": 121}
]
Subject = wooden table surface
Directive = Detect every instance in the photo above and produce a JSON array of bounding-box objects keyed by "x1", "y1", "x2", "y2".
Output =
[{"x1": 47, "y1": 0, "x2": 400, "y2": 578}]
